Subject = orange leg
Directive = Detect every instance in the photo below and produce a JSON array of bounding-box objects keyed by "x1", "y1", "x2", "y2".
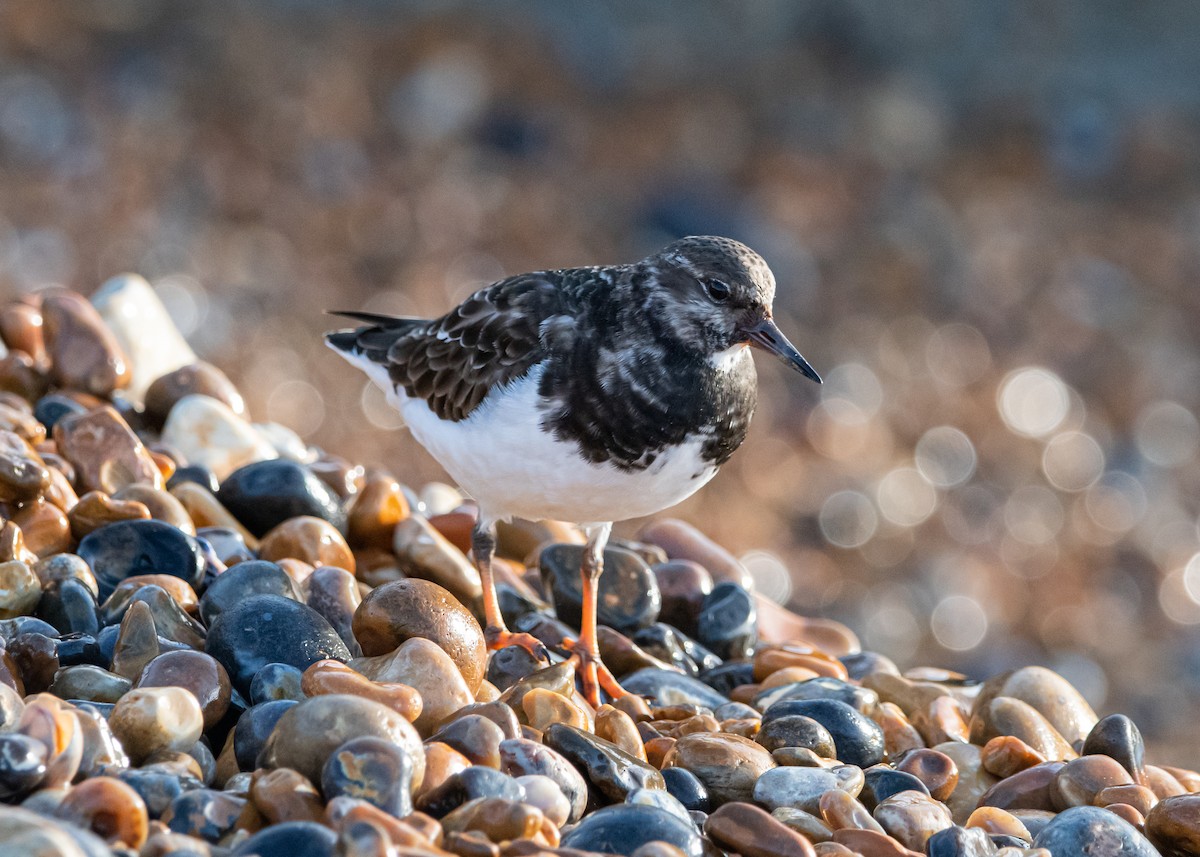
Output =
[
  {"x1": 473, "y1": 520, "x2": 548, "y2": 661},
  {"x1": 563, "y1": 522, "x2": 628, "y2": 707}
]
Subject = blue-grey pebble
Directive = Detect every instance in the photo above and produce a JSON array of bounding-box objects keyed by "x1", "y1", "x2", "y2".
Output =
[
  {"x1": 561, "y1": 803, "x2": 703, "y2": 857},
  {"x1": 695, "y1": 582, "x2": 756, "y2": 660},
  {"x1": 78, "y1": 519, "x2": 206, "y2": 599},
  {"x1": 230, "y1": 821, "x2": 338, "y2": 857},
  {"x1": 761, "y1": 698, "x2": 884, "y2": 768},
  {"x1": 621, "y1": 668, "x2": 729, "y2": 709},
  {"x1": 1033, "y1": 805, "x2": 1159, "y2": 857}
]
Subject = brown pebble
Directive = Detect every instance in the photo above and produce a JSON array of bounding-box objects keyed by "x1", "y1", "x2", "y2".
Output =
[
  {"x1": 0, "y1": 351, "x2": 48, "y2": 401},
  {"x1": 1050, "y1": 753, "x2": 1133, "y2": 809},
  {"x1": 110, "y1": 601, "x2": 161, "y2": 681},
  {"x1": 1145, "y1": 764, "x2": 1189, "y2": 799},
  {"x1": 428, "y1": 510, "x2": 475, "y2": 555},
  {"x1": 965, "y1": 806, "x2": 1031, "y2": 840},
  {"x1": 1162, "y1": 766, "x2": 1200, "y2": 793},
  {"x1": 112, "y1": 484, "x2": 195, "y2": 535},
  {"x1": 54, "y1": 775, "x2": 149, "y2": 848},
  {"x1": 143, "y1": 362, "x2": 246, "y2": 427},
  {"x1": 250, "y1": 767, "x2": 325, "y2": 824},
  {"x1": 812, "y1": 843, "x2": 859, "y2": 857},
  {"x1": 896, "y1": 748, "x2": 958, "y2": 801},
  {"x1": 705, "y1": 801, "x2": 817, "y2": 857},
  {"x1": 523, "y1": 688, "x2": 588, "y2": 733},
  {"x1": 1095, "y1": 783, "x2": 1158, "y2": 816},
  {"x1": 761, "y1": 666, "x2": 823, "y2": 690},
  {"x1": 259, "y1": 515, "x2": 356, "y2": 573},
  {"x1": 872, "y1": 790, "x2": 953, "y2": 851},
  {"x1": 832, "y1": 828, "x2": 923, "y2": 857},
  {"x1": 0, "y1": 301, "x2": 45, "y2": 364},
  {"x1": 352, "y1": 578, "x2": 486, "y2": 693},
  {"x1": 644, "y1": 736, "x2": 676, "y2": 769},
  {"x1": 754, "y1": 645, "x2": 849, "y2": 682},
  {"x1": 40, "y1": 290, "x2": 131, "y2": 396},
  {"x1": 981, "y1": 734, "x2": 1047, "y2": 778},
  {"x1": 0, "y1": 559, "x2": 42, "y2": 619},
  {"x1": 977, "y1": 761, "x2": 1065, "y2": 812},
  {"x1": 352, "y1": 637, "x2": 474, "y2": 737},
  {"x1": 53, "y1": 406, "x2": 161, "y2": 494},
  {"x1": 108, "y1": 686, "x2": 204, "y2": 766},
  {"x1": 417, "y1": 742, "x2": 473, "y2": 800},
  {"x1": 1145, "y1": 794, "x2": 1200, "y2": 854},
  {"x1": 301, "y1": 658, "x2": 422, "y2": 723},
  {"x1": 136, "y1": 650, "x2": 231, "y2": 730},
  {"x1": 662, "y1": 732, "x2": 775, "y2": 805},
  {"x1": 873, "y1": 702, "x2": 925, "y2": 758},
  {"x1": 0, "y1": 520, "x2": 35, "y2": 564},
  {"x1": 348, "y1": 473, "x2": 410, "y2": 550},
  {"x1": 9, "y1": 498, "x2": 70, "y2": 557},
  {"x1": 820, "y1": 789, "x2": 884, "y2": 832},
  {"x1": 912, "y1": 696, "x2": 970, "y2": 745},
  {"x1": 393, "y1": 514, "x2": 482, "y2": 608},
  {"x1": 68, "y1": 490, "x2": 152, "y2": 540},
  {"x1": 0, "y1": 429, "x2": 50, "y2": 503}
]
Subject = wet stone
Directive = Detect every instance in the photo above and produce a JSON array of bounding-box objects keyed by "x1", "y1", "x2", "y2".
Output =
[
  {"x1": 754, "y1": 765, "x2": 863, "y2": 814},
  {"x1": 163, "y1": 395, "x2": 278, "y2": 484},
  {"x1": 978, "y1": 761, "x2": 1065, "y2": 813},
  {"x1": 539, "y1": 542, "x2": 663, "y2": 635},
  {"x1": 1051, "y1": 754, "x2": 1134, "y2": 810},
  {"x1": 971, "y1": 666, "x2": 1098, "y2": 748},
  {"x1": 652, "y1": 560, "x2": 712, "y2": 637},
  {"x1": 662, "y1": 765, "x2": 710, "y2": 813},
  {"x1": 163, "y1": 787, "x2": 248, "y2": 842},
  {"x1": 706, "y1": 801, "x2": 817, "y2": 857},
  {"x1": 925, "y1": 825, "x2": 996, "y2": 857},
  {"x1": 698, "y1": 660, "x2": 755, "y2": 697},
  {"x1": 258, "y1": 515, "x2": 355, "y2": 573},
  {"x1": 432, "y1": 714, "x2": 506, "y2": 768},
  {"x1": 696, "y1": 582, "x2": 756, "y2": 661},
  {"x1": 1082, "y1": 714, "x2": 1146, "y2": 784},
  {"x1": 417, "y1": 766, "x2": 524, "y2": 818},
  {"x1": 1032, "y1": 805, "x2": 1159, "y2": 856},
  {"x1": 198, "y1": 560, "x2": 300, "y2": 626},
  {"x1": 763, "y1": 699, "x2": 885, "y2": 769},
  {"x1": 0, "y1": 559, "x2": 42, "y2": 619},
  {"x1": 756, "y1": 714, "x2": 837, "y2": 757},
  {"x1": 217, "y1": 459, "x2": 345, "y2": 538},
  {"x1": 861, "y1": 768, "x2": 930, "y2": 811},
  {"x1": 49, "y1": 664, "x2": 131, "y2": 703},
  {"x1": 392, "y1": 514, "x2": 482, "y2": 608},
  {"x1": 259, "y1": 694, "x2": 424, "y2": 787},
  {"x1": 146, "y1": 362, "x2": 246, "y2": 426},
  {"x1": 758, "y1": 677, "x2": 879, "y2": 717},
  {"x1": 167, "y1": 464, "x2": 221, "y2": 494},
  {"x1": 322, "y1": 735, "x2": 416, "y2": 817},
  {"x1": 36, "y1": 578, "x2": 100, "y2": 636},
  {"x1": 68, "y1": 490, "x2": 152, "y2": 540},
  {"x1": 663, "y1": 732, "x2": 774, "y2": 806},
  {"x1": 235, "y1": 700, "x2": 298, "y2": 771},
  {"x1": 896, "y1": 748, "x2": 959, "y2": 802},
  {"x1": 33, "y1": 554, "x2": 99, "y2": 597},
  {"x1": 111, "y1": 483, "x2": 194, "y2": 535},
  {"x1": 0, "y1": 732, "x2": 48, "y2": 799},
  {"x1": 41, "y1": 290, "x2": 131, "y2": 397},
  {"x1": 0, "y1": 431, "x2": 49, "y2": 506},
  {"x1": 205, "y1": 593, "x2": 351, "y2": 696},
  {"x1": 109, "y1": 686, "x2": 204, "y2": 766},
  {"x1": 118, "y1": 767, "x2": 200, "y2": 819},
  {"x1": 872, "y1": 790, "x2": 953, "y2": 851},
  {"x1": 487, "y1": 644, "x2": 548, "y2": 692},
  {"x1": 972, "y1": 697, "x2": 1075, "y2": 762},
  {"x1": 11, "y1": 497, "x2": 71, "y2": 557},
  {"x1": 622, "y1": 667, "x2": 730, "y2": 710},
  {"x1": 544, "y1": 722, "x2": 665, "y2": 803},
  {"x1": 499, "y1": 736, "x2": 589, "y2": 822},
  {"x1": 352, "y1": 578, "x2": 486, "y2": 693},
  {"x1": 303, "y1": 565, "x2": 362, "y2": 657},
  {"x1": 1145, "y1": 794, "x2": 1200, "y2": 856},
  {"x1": 230, "y1": 821, "x2": 338, "y2": 857},
  {"x1": 351, "y1": 636, "x2": 473, "y2": 736},
  {"x1": 347, "y1": 473, "x2": 409, "y2": 551},
  {"x1": 819, "y1": 789, "x2": 884, "y2": 833},
  {"x1": 136, "y1": 650, "x2": 231, "y2": 730},
  {"x1": 78, "y1": 519, "x2": 205, "y2": 599},
  {"x1": 562, "y1": 803, "x2": 703, "y2": 857},
  {"x1": 54, "y1": 406, "x2": 160, "y2": 494}
]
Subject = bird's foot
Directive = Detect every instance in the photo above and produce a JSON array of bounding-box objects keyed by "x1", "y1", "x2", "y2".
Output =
[
  {"x1": 484, "y1": 625, "x2": 549, "y2": 662},
  {"x1": 562, "y1": 636, "x2": 628, "y2": 708}
]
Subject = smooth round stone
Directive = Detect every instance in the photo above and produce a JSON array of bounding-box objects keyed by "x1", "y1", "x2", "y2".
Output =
[
  {"x1": 0, "y1": 430, "x2": 50, "y2": 506},
  {"x1": 352, "y1": 578, "x2": 486, "y2": 693},
  {"x1": 763, "y1": 699, "x2": 885, "y2": 769},
  {"x1": 249, "y1": 663, "x2": 306, "y2": 704},
  {"x1": 662, "y1": 765, "x2": 711, "y2": 813},
  {"x1": 78, "y1": 520, "x2": 205, "y2": 599},
  {"x1": 230, "y1": 821, "x2": 338, "y2": 857},
  {"x1": 873, "y1": 790, "x2": 954, "y2": 851},
  {"x1": 516, "y1": 774, "x2": 571, "y2": 827},
  {"x1": 431, "y1": 714, "x2": 506, "y2": 768},
  {"x1": 163, "y1": 788, "x2": 249, "y2": 841},
  {"x1": 562, "y1": 803, "x2": 703, "y2": 857},
  {"x1": 972, "y1": 697, "x2": 1076, "y2": 761},
  {"x1": 41, "y1": 289, "x2": 131, "y2": 396},
  {"x1": 544, "y1": 722, "x2": 665, "y2": 803},
  {"x1": 110, "y1": 485, "x2": 194, "y2": 535},
  {"x1": 146, "y1": 363, "x2": 246, "y2": 426},
  {"x1": 971, "y1": 666, "x2": 1098, "y2": 747},
  {"x1": 926, "y1": 825, "x2": 996, "y2": 857},
  {"x1": 198, "y1": 560, "x2": 299, "y2": 626},
  {"x1": 627, "y1": 786, "x2": 693, "y2": 824},
  {"x1": 499, "y1": 736, "x2": 589, "y2": 822},
  {"x1": 699, "y1": 660, "x2": 755, "y2": 697},
  {"x1": 350, "y1": 636, "x2": 473, "y2": 736},
  {"x1": 653, "y1": 560, "x2": 712, "y2": 636},
  {"x1": 69, "y1": 491, "x2": 152, "y2": 541},
  {"x1": 322, "y1": 735, "x2": 415, "y2": 817},
  {"x1": 757, "y1": 677, "x2": 879, "y2": 717},
  {"x1": 0, "y1": 733, "x2": 48, "y2": 799},
  {"x1": 663, "y1": 732, "x2": 774, "y2": 806},
  {"x1": 841, "y1": 651, "x2": 900, "y2": 681},
  {"x1": 109, "y1": 687, "x2": 204, "y2": 766},
  {"x1": 36, "y1": 578, "x2": 100, "y2": 637},
  {"x1": 205, "y1": 594, "x2": 351, "y2": 696},
  {"x1": 1051, "y1": 754, "x2": 1134, "y2": 809},
  {"x1": 706, "y1": 802, "x2": 817, "y2": 857},
  {"x1": 1033, "y1": 805, "x2": 1158, "y2": 856},
  {"x1": 622, "y1": 668, "x2": 730, "y2": 709},
  {"x1": 696, "y1": 582, "x2": 756, "y2": 661},
  {"x1": 117, "y1": 767, "x2": 200, "y2": 819},
  {"x1": 392, "y1": 515, "x2": 481, "y2": 607},
  {"x1": 978, "y1": 761, "x2": 1066, "y2": 812},
  {"x1": 259, "y1": 694, "x2": 423, "y2": 787},
  {"x1": 217, "y1": 459, "x2": 344, "y2": 538},
  {"x1": 303, "y1": 565, "x2": 362, "y2": 657},
  {"x1": 1082, "y1": 714, "x2": 1145, "y2": 783},
  {"x1": 896, "y1": 748, "x2": 959, "y2": 802},
  {"x1": 539, "y1": 542, "x2": 661, "y2": 634},
  {"x1": 167, "y1": 465, "x2": 221, "y2": 494},
  {"x1": 235, "y1": 700, "x2": 298, "y2": 771},
  {"x1": 54, "y1": 775, "x2": 149, "y2": 849},
  {"x1": 417, "y1": 765, "x2": 524, "y2": 817},
  {"x1": 137, "y1": 651, "x2": 231, "y2": 730},
  {"x1": 753, "y1": 765, "x2": 862, "y2": 814},
  {"x1": 257, "y1": 516, "x2": 355, "y2": 573},
  {"x1": 0, "y1": 560, "x2": 42, "y2": 619},
  {"x1": 756, "y1": 714, "x2": 837, "y2": 757},
  {"x1": 49, "y1": 665, "x2": 131, "y2": 704},
  {"x1": 861, "y1": 768, "x2": 931, "y2": 810},
  {"x1": 54, "y1": 406, "x2": 161, "y2": 495},
  {"x1": 1146, "y1": 794, "x2": 1200, "y2": 855}
]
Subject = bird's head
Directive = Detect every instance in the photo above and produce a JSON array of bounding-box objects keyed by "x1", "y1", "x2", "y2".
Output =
[{"x1": 642, "y1": 235, "x2": 822, "y2": 383}]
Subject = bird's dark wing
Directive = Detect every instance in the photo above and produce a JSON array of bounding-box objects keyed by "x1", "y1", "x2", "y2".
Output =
[{"x1": 326, "y1": 272, "x2": 572, "y2": 422}]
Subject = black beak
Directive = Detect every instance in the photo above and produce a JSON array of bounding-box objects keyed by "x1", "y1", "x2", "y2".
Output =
[{"x1": 745, "y1": 318, "x2": 822, "y2": 383}]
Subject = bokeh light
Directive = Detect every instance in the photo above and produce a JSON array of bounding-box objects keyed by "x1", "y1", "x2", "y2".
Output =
[
  {"x1": 915, "y1": 426, "x2": 977, "y2": 488},
  {"x1": 998, "y1": 367, "x2": 1071, "y2": 438}
]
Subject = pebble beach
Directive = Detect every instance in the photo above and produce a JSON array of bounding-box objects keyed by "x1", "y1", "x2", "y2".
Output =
[{"x1": 0, "y1": 282, "x2": 1197, "y2": 856}]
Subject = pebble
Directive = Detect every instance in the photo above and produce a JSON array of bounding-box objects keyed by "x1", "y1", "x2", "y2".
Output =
[
  {"x1": 53, "y1": 406, "x2": 161, "y2": 494},
  {"x1": 978, "y1": 761, "x2": 1066, "y2": 813},
  {"x1": 499, "y1": 737, "x2": 589, "y2": 822},
  {"x1": 417, "y1": 766, "x2": 524, "y2": 817},
  {"x1": 350, "y1": 636, "x2": 474, "y2": 736},
  {"x1": 561, "y1": 803, "x2": 703, "y2": 857},
  {"x1": 753, "y1": 765, "x2": 863, "y2": 814},
  {"x1": 1050, "y1": 754, "x2": 1133, "y2": 809},
  {"x1": 663, "y1": 731, "x2": 774, "y2": 805},
  {"x1": 432, "y1": 714, "x2": 506, "y2": 768},
  {"x1": 763, "y1": 698, "x2": 885, "y2": 768},
  {"x1": 621, "y1": 667, "x2": 729, "y2": 709},
  {"x1": 303, "y1": 564, "x2": 362, "y2": 656},
  {"x1": 259, "y1": 693, "x2": 424, "y2": 787},
  {"x1": 1145, "y1": 794, "x2": 1200, "y2": 855},
  {"x1": 90, "y1": 273, "x2": 197, "y2": 402},
  {"x1": 872, "y1": 790, "x2": 954, "y2": 851},
  {"x1": 258, "y1": 515, "x2": 356, "y2": 573},
  {"x1": 1081, "y1": 713, "x2": 1146, "y2": 784},
  {"x1": 896, "y1": 748, "x2": 959, "y2": 801},
  {"x1": 934, "y1": 741, "x2": 999, "y2": 825},
  {"x1": 235, "y1": 699, "x2": 298, "y2": 770},
  {"x1": 653, "y1": 560, "x2": 712, "y2": 636},
  {"x1": 352, "y1": 578, "x2": 485, "y2": 692},
  {"x1": 38, "y1": 577, "x2": 101, "y2": 636},
  {"x1": 112, "y1": 483, "x2": 195, "y2": 534},
  {"x1": 251, "y1": 767, "x2": 325, "y2": 825},
  {"x1": 758, "y1": 676, "x2": 879, "y2": 716},
  {"x1": 819, "y1": 789, "x2": 884, "y2": 832},
  {"x1": 0, "y1": 560, "x2": 42, "y2": 619},
  {"x1": 972, "y1": 696, "x2": 1076, "y2": 761},
  {"x1": 230, "y1": 820, "x2": 339, "y2": 857},
  {"x1": 1032, "y1": 805, "x2": 1159, "y2": 856},
  {"x1": 301, "y1": 659, "x2": 421, "y2": 722},
  {"x1": 135, "y1": 650, "x2": 231, "y2": 729},
  {"x1": 161, "y1": 394, "x2": 279, "y2": 482},
  {"x1": 392, "y1": 514, "x2": 482, "y2": 608},
  {"x1": 0, "y1": 732, "x2": 48, "y2": 798},
  {"x1": 516, "y1": 773, "x2": 571, "y2": 826},
  {"x1": 108, "y1": 686, "x2": 204, "y2": 766},
  {"x1": 544, "y1": 722, "x2": 665, "y2": 802},
  {"x1": 217, "y1": 459, "x2": 345, "y2": 537},
  {"x1": 54, "y1": 775, "x2": 149, "y2": 849},
  {"x1": 971, "y1": 667, "x2": 1098, "y2": 748},
  {"x1": 696, "y1": 581, "x2": 757, "y2": 660},
  {"x1": 861, "y1": 768, "x2": 931, "y2": 810},
  {"x1": 924, "y1": 825, "x2": 995, "y2": 857},
  {"x1": 78, "y1": 519, "x2": 205, "y2": 599},
  {"x1": 198, "y1": 559, "x2": 300, "y2": 625},
  {"x1": 68, "y1": 491, "x2": 152, "y2": 540},
  {"x1": 41, "y1": 290, "x2": 132, "y2": 397},
  {"x1": 661, "y1": 765, "x2": 710, "y2": 812},
  {"x1": 251, "y1": 662, "x2": 306, "y2": 703},
  {"x1": 162, "y1": 787, "x2": 249, "y2": 841},
  {"x1": 322, "y1": 735, "x2": 416, "y2": 817},
  {"x1": 49, "y1": 664, "x2": 132, "y2": 703},
  {"x1": 0, "y1": 430, "x2": 50, "y2": 504},
  {"x1": 539, "y1": 542, "x2": 661, "y2": 634},
  {"x1": 145, "y1": 362, "x2": 245, "y2": 426},
  {"x1": 205, "y1": 593, "x2": 351, "y2": 696},
  {"x1": 982, "y1": 734, "x2": 1048, "y2": 778},
  {"x1": 11, "y1": 497, "x2": 72, "y2": 557}
]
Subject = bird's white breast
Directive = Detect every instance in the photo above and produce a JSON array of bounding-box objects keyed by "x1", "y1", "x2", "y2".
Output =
[{"x1": 361, "y1": 360, "x2": 719, "y2": 524}]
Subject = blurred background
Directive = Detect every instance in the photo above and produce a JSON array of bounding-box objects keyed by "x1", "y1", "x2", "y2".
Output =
[{"x1": 2, "y1": 2, "x2": 1199, "y2": 763}]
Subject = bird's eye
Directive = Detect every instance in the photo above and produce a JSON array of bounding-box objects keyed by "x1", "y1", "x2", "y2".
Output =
[{"x1": 703, "y1": 278, "x2": 731, "y2": 302}]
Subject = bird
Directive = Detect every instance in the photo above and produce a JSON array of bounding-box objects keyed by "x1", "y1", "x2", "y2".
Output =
[{"x1": 325, "y1": 236, "x2": 821, "y2": 706}]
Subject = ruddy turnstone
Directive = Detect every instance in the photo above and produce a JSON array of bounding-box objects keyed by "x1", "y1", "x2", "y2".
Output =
[{"x1": 326, "y1": 235, "x2": 821, "y2": 705}]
